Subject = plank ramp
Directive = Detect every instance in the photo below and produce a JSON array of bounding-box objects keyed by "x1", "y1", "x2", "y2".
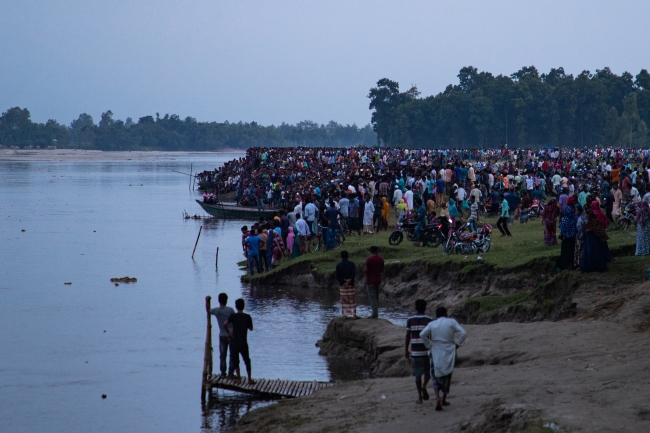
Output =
[{"x1": 210, "y1": 375, "x2": 333, "y2": 398}]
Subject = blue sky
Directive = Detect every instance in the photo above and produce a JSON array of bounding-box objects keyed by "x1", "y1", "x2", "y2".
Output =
[{"x1": 1, "y1": 0, "x2": 648, "y2": 126}]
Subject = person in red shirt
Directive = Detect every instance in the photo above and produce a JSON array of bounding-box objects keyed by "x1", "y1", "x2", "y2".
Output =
[{"x1": 364, "y1": 246, "x2": 384, "y2": 318}]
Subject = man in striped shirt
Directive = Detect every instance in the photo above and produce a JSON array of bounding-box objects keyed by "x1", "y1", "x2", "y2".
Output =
[{"x1": 405, "y1": 299, "x2": 433, "y2": 404}]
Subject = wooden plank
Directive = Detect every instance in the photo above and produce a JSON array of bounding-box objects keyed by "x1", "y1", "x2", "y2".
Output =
[
  {"x1": 296, "y1": 381, "x2": 304, "y2": 397},
  {"x1": 256, "y1": 379, "x2": 266, "y2": 393},
  {"x1": 282, "y1": 381, "x2": 292, "y2": 396},
  {"x1": 289, "y1": 382, "x2": 299, "y2": 397},
  {"x1": 261, "y1": 379, "x2": 274, "y2": 394},
  {"x1": 299, "y1": 381, "x2": 308, "y2": 396},
  {"x1": 278, "y1": 380, "x2": 288, "y2": 396},
  {"x1": 286, "y1": 381, "x2": 296, "y2": 397},
  {"x1": 270, "y1": 380, "x2": 282, "y2": 395},
  {"x1": 269, "y1": 380, "x2": 280, "y2": 394}
]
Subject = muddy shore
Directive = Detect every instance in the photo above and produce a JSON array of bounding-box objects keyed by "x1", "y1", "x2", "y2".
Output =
[
  {"x1": 233, "y1": 246, "x2": 650, "y2": 432},
  {"x1": 233, "y1": 282, "x2": 650, "y2": 432}
]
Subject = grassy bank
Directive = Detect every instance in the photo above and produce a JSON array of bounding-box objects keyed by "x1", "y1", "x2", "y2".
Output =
[{"x1": 242, "y1": 211, "x2": 639, "y2": 284}]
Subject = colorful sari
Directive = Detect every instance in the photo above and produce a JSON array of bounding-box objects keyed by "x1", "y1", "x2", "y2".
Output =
[{"x1": 542, "y1": 198, "x2": 560, "y2": 245}]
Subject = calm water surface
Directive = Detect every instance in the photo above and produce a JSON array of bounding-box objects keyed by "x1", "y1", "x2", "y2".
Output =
[{"x1": 0, "y1": 153, "x2": 407, "y2": 432}]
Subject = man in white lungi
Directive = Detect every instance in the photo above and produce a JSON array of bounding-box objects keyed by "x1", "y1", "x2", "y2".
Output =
[{"x1": 419, "y1": 306, "x2": 467, "y2": 411}]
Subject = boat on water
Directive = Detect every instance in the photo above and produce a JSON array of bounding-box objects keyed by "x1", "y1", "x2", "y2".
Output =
[{"x1": 195, "y1": 199, "x2": 276, "y2": 219}]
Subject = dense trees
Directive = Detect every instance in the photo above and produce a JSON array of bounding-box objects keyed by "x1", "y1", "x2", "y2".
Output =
[
  {"x1": 0, "y1": 109, "x2": 376, "y2": 150},
  {"x1": 368, "y1": 66, "x2": 650, "y2": 149}
]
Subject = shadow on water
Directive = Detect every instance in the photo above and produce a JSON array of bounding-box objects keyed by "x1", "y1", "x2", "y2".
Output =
[{"x1": 200, "y1": 390, "x2": 275, "y2": 433}]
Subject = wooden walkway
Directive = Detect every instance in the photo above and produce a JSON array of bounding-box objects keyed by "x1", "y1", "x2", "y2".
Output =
[{"x1": 210, "y1": 375, "x2": 333, "y2": 398}]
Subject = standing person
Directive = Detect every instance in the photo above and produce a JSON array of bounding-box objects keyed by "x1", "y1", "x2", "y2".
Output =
[
  {"x1": 323, "y1": 199, "x2": 341, "y2": 250},
  {"x1": 419, "y1": 306, "x2": 467, "y2": 411},
  {"x1": 335, "y1": 251, "x2": 358, "y2": 319},
  {"x1": 210, "y1": 293, "x2": 235, "y2": 377},
  {"x1": 520, "y1": 191, "x2": 532, "y2": 223},
  {"x1": 574, "y1": 205, "x2": 587, "y2": 268},
  {"x1": 245, "y1": 229, "x2": 264, "y2": 275},
  {"x1": 467, "y1": 196, "x2": 479, "y2": 231},
  {"x1": 295, "y1": 214, "x2": 309, "y2": 255},
  {"x1": 496, "y1": 195, "x2": 512, "y2": 237},
  {"x1": 349, "y1": 194, "x2": 361, "y2": 236},
  {"x1": 380, "y1": 196, "x2": 390, "y2": 231},
  {"x1": 636, "y1": 201, "x2": 650, "y2": 256},
  {"x1": 413, "y1": 198, "x2": 426, "y2": 247},
  {"x1": 363, "y1": 194, "x2": 375, "y2": 235},
  {"x1": 557, "y1": 205, "x2": 577, "y2": 271},
  {"x1": 579, "y1": 203, "x2": 614, "y2": 272},
  {"x1": 542, "y1": 198, "x2": 560, "y2": 245},
  {"x1": 405, "y1": 299, "x2": 433, "y2": 404},
  {"x1": 364, "y1": 246, "x2": 384, "y2": 319},
  {"x1": 223, "y1": 299, "x2": 255, "y2": 384}
]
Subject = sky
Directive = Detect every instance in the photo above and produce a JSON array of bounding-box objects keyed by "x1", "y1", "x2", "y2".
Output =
[{"x1": 1, "y1": 0, "x2": 649, "y2": 127}]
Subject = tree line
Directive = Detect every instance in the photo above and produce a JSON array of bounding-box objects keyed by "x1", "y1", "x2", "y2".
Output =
[
  {"x1": 369, "y1": 66, "x2": 650, "y2": 149},
  {"x1": 0, "y1": 109, "x2": 377, "y2": 150}
]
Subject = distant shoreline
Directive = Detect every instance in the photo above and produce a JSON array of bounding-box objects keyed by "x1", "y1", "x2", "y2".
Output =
[{"x1": 0, "y1": 148, "x2": 245, "y2": 162}]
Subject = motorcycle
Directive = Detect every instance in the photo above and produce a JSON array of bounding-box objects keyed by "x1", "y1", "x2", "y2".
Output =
[
  {"x1": 617, "y1": 200, "x2": 637, "y2": 231},
  {"x1": 441, "y1": 222, "x2": 491, "y2": 255},
  {"x1": 388, "y1": 214, "x2": 418, "y2": 245},
  {"x1": 527, "y1": 199, "x2": 545, "y2": 219}
]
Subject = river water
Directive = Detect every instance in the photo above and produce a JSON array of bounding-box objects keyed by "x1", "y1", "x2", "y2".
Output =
[{"x1": 0, "y1": 152, "x2": 407, "y2": 432}]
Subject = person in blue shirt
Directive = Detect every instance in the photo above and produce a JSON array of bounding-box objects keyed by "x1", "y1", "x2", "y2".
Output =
[
  {"x1": 413, "y1": 198, "x2": 427, "y2": 246},
  {"x1": 245, "y1": 230, "x2": 265, "y2": 275},
  {"x1": 323, "y1": 199, "x2": 341, "y2": 250}
]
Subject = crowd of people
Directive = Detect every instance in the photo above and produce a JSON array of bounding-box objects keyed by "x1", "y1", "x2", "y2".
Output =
[{"x1": 226, "y1": 146, "x2": 650, "y2": 274}]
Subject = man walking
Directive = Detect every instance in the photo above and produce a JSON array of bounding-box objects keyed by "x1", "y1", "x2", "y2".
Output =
[
  {"x1": 210, "y1": 293, "x2": 235, "y2": 377},
  {"x1": 364, "y1": 246, "x2": 384, "y2": 318},
  {"x1": 419, "y1": 306, "x2": 467, "y2": 411},
  {"x1": 405, "y1": 299, "x2": 433, "y2": 404}
]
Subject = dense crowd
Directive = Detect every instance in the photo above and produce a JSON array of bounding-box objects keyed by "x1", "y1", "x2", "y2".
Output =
[{"x1": 207, "y1": 146, "x2": 650, "y2": 276}]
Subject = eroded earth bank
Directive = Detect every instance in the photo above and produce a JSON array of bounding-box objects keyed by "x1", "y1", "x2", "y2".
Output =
[{"x1": 234, "y1": 255, "x2": 650, "y2": 432}]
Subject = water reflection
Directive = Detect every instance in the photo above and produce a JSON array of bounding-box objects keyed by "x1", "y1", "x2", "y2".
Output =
[
  {"x1": 200, "y1": 390, "x2": 274, "y2": 433},
  {"x1": 0, "y1": 155, "x2": 408, "y2": 433}
]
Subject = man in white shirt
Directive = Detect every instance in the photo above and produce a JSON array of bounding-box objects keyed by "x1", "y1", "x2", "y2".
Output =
[
  {"x1": 404, "y1": 186, "x2": 414, "y2": 211},
  {"x1": 419, "y1": 306, "x2": 467, "y2": 411}
]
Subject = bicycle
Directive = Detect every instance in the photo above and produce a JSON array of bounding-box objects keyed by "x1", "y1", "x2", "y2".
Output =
[{"x1": 307, "y1": 225, "x2": 345, "y2": 253}]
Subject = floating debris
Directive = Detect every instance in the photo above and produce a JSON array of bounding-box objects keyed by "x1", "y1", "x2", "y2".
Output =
[
  {"x1": 64, "y1": 282, "x2": 72, "y2": 285},
  {"x1": 101, "y1": 394, "x2": 107, "y2": 399},
  {"x1": 21, "y1": 229, "x2": 26, "y2": 232},
  {"x1": 110, "y1": 277, "x2": 137, "y2": 283}
]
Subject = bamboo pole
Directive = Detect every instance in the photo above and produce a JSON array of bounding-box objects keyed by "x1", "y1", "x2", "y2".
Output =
[
  {"x1": 201, "y1": 296, "x2": 212, "y2": 404},
  {"x1": 189, "y1": 163, "x2": 193, "y2": 191},
  {"x1": 215, "y1": 247, "x2": 219, "y2": 268},
  {"x1": 192, "y1": 225, "x2": 203, "y2": 259}
]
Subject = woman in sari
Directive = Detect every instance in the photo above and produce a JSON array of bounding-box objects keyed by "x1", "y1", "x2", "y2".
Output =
[
  {"x1": 286, "y1": 226, "x2": 296, "y2": 258},
  {"x1": 380, "y1": 196, "x2": 390, "y2": 231},
  {"x1": 396, "y1": 198, "x2": 408, "y2": 222},
  {"x1": 574, "y1": 205, "x2": 587, "y2": 268},
  {"x1": 271, "y1": 231, "x2": 287, "y2": 268},
  {"x1": 580, "y1": 203, "x2": 613, "y2": 272},
  {"x1": 448, "y1": 198, "x2": 460, "y2": 225},
  {"x1": 635, "y1": 201, "x2": 650, "y2": 255},
  {"x1": 557, "y1": 205, "x2": 577, "y2": 270},
  {"x1": 542, "y1": 198, "x2": 560, "y2": 245}
]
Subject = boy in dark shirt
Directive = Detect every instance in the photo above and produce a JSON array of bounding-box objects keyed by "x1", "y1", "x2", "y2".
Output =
[
  {"x1": 405, "y1": 299, "x2": 433, "y2": 404},
  {"x1": 224, "y1": 299, "x2": 255, "y2": 384}
]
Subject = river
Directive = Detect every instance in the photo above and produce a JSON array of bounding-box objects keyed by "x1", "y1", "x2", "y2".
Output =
[{"x1": 0, "y1": 152, "x2": 407, "y2": 432}]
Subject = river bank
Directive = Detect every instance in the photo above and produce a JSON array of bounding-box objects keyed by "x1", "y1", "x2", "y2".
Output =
[{"x1": 233, "y1": 281, "x2": 650, "y2": 432}]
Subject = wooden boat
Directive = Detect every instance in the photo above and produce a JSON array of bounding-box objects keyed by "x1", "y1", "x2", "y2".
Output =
[{"x1": 195, "y1": 200, "x2": 276, "y2": 219}]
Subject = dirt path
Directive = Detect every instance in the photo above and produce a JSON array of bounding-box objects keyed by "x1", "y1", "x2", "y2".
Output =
[{"x1": 233, "y1": 284, "x2": 650, "y2": 432}]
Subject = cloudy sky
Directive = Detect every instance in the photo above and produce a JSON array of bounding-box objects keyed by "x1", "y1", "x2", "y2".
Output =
[{"x1": 1, "y1": 0, "x2": 649, "y2": 127}]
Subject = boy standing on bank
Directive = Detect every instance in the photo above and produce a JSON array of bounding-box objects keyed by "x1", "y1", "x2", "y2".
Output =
[
  {"x1": 224, "y1": 299, "x2": 255, "y2": 384},
  {"x1": 405, "y1": 299, "x2": 433, "y2": 404}
]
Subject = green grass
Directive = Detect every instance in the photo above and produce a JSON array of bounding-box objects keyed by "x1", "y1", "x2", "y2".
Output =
[{"x1": 243, "y1": 210, "x2": 638, "y2": 282}]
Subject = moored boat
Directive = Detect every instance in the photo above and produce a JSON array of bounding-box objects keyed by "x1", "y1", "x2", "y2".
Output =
[{"x1": 195, "y1": 199, "x2": 276, "y2": 219}]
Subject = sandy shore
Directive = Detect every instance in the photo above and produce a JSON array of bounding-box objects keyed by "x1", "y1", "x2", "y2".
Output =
[
  {"x1": 232, "y1": 282, "x2": 650, "y2": 432},
  {"x1": 0, "y1": 149, "x2": 243, "y2": 162}
]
